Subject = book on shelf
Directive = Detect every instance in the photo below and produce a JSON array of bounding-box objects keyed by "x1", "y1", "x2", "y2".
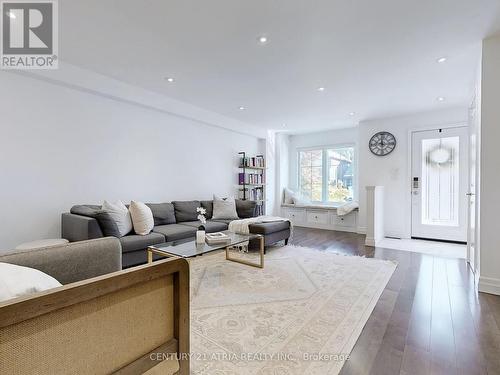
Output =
[
  {"x1": 238, "y1": 186, "x2": 264, "y2": 201},
  {"x1": 205, "y1": 232, "x2": 231, "y2": 244},
  {"x1": 238, "y1": 172, "x2": 265, "y2": 185},
  {"x1": 239, "y1": 155, "x2": 265, "y2": 168},
  {"x1": 255, "y1": 204, "x2": 264, "y2": 216}
]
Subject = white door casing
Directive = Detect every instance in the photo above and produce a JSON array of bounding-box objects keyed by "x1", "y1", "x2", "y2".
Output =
[
  {"x1": 411, "y1": 127, "x2": 468, "y2": 242},
  {"x1": 467, "y1": 95, "x2": 479, "y2": 273}
]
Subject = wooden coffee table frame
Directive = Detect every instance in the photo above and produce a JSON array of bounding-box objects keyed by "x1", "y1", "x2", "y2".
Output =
[
  {"x1": 225, "y1": 235, "x2": 264, "y2": 269},
  {"x1": 147, "y1": 234, "x2": 265, "y2": 269}
]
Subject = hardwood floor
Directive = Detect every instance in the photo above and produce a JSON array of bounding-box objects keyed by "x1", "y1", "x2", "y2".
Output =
[{"x1": 289, "y1": 227, "x2": 500, "y2": 375}]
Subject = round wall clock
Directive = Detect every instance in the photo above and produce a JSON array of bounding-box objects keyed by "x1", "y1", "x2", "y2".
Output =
[{"x1": 369, "y1": 131, "x2": 396, "y2": 156}]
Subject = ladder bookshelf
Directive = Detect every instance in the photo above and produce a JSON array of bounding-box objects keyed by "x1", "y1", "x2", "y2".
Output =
[{"x1": 238, "y1": 152, "x2": 266, "y2": 215}]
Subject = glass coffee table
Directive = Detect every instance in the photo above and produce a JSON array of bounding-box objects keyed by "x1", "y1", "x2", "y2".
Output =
[{"x1": 147, "y1": 230, "x2": 265, "y2": 268}]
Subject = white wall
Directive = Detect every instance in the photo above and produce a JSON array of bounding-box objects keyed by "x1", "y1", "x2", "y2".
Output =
[
  {"x1": 288, "y1": 127, "x2": 359, "y2": 193},
  {"x1": 265, "y1": 130, "x2": 277, "y2": 215},
  {"x1": 0, "y1": 72, "x2": 262, "y2": 250},
  {"x1": 274, "y1": 133, "x2": 290, "y2": 210},
  {"x1": 478, "y1": 34, "x2": 500, "y2": 295},
  {"x1": 358, "y1": 108, "x2": 468, "y2": 237}
]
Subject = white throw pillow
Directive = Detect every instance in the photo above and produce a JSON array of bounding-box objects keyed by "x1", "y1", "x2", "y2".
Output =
[
  {"x1": 129, "y1": 201, "x2": 154, "y2": 235},
  {"x1": 212, "y1": 195, "x2": 239, "y2": 220},
  {"x1": 283, "y1": 188, "x2": 297, "y2": 204},
  {"x1": 0, "y1": 263, "x2": 62, "y2": 302},
  {"x1": 102, "y1": 200, "x2": 133, "y2": 237}
]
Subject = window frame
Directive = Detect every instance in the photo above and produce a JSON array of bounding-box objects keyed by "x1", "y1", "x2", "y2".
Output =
[{"x1": 297, "y1": 143, "x2": 357, "y2": 205}]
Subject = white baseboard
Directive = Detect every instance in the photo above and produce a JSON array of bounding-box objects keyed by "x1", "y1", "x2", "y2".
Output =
[
  {"x1": 478, "y1": 276, "x2": 500, "y2": 296},
  {"x1": 293, "y1": 223, "x2": 357, "y2": 233},
  {"x1": 365, "y1": 238, "x2": 375, "y2": 246},
  {"x1": 357, "y1": 226, "x2": 367, "y2": 235},
  {"x1": 364, "y1": 237, "x2": 382, "y2": 247}
]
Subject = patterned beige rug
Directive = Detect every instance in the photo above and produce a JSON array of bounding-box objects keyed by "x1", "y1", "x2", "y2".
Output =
[{"x1": 189, "y1": 245, "x2": 396, "y2": 374}]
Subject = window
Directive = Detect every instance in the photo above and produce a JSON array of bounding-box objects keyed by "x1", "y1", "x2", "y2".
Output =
[
  {"x1": 299, "y1": 149, "x2": 323, "y2": 201},
  {"x1": 299, "y1": 146, "x2": 355, "y2": 203}
]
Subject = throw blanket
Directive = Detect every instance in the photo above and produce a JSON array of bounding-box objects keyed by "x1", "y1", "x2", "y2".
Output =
[
  {"x1": 229, "y1": 216, "x2": 292, "y2": 235},
  {"x1": 337, "y1": 201, "x2": 359, "y2": 216}
]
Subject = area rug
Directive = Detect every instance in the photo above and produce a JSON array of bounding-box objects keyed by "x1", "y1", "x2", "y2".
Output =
[{"x1": 189, "y1": 245, "x2": 396, "y2": 374}]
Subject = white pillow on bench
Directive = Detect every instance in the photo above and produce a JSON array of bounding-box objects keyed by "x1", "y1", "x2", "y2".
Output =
[{"x1": 0, "y1": 263, "x2": 62, "y2": 302}]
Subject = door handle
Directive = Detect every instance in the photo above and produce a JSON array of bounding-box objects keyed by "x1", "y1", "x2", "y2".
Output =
[{"x1": 466, "y1": 193, "x2": 475, "y2": 196}]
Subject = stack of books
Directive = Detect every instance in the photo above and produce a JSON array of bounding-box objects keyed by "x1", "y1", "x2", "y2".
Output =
[{"x1": 205, "y1": 232, "x2": 231, "y2": 245}]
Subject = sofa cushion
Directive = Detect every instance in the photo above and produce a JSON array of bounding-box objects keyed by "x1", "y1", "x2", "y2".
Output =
[
  {"x1": 153, "y1": 224, "x2": 197, "y2": 242},
  {"x1": 70, "y1": 204, "x2": 101, "y2": 215},
  {"x1": 119, "y1": 232, "x2": 165, "y2": 254},
  {"x1": 179, "y1": 220, "x2": 228, "y2": 233},
  {"x1": 70, "y1": 205, "x2": 121, "y2": 237},
  {"x1": 200, "y1": 200, "x2": 213, "y2": 219},
  {"x1": 235, "y1": 199, "x2": 257, "y2": 218},
  {"x1": 146, "y1": 203, "x2": 176, "y2": 225},
  {"x1": 248, "y1": 221, "x2": 290, "y2": 235},
  {"x1": 210, "y1": 219, "x2": 234, "y2": 225},
  {"x1": 172, "y1": 201, "x2": 200, "y2": 222}
]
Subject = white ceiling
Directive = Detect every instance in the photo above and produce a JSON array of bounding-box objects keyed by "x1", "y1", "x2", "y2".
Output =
[{"x1": 59, "y1": 0, "x2": 500, "y2": 133}]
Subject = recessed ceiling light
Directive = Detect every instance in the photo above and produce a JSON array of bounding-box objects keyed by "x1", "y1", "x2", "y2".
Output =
[
  {"x1": 239, "y1": 106, "x2": 246, "y2": 110},
  {"x1": 258, "y1": 35, "x2": 268, "y2": 44},
  {"x1": 6, "y1": 11, "x2": 16, "y2": 19},
  {"x1": 317, "y1": 87, "x2": 325, "y2": 92},
  {"x1": 282, "y1": 123, "x2": 287, "y2": 127},
  {"x1": 437, "y1": 96, "x2": 445, "y2": 102},
  {"x1": 165, "y1": 77, "x2": 174, "y2": 83},
  {"x1": 349, "y1": 112, "x2": 355, "y2": 116},
  {"x1": 437, "y1": 57, "x2": 447, "y2": 63}
]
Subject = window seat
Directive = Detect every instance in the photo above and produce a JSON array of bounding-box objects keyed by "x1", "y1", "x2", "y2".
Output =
[
  {"x1": 281, "y1": 204, "x2": 358, "y2": 232},
  {"x1": 281, "y1": 203, "x2": 359, "y2": 210}
]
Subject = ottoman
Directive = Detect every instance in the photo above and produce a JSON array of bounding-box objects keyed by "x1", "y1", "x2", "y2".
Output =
[{"x1": 248, "y1": 220, "x2": 290, "y2": 252}]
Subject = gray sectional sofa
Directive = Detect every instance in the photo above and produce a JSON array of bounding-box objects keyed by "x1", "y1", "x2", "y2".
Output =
[{"x1": 62, "y1": 199, "x2": 290, "y2": 268}]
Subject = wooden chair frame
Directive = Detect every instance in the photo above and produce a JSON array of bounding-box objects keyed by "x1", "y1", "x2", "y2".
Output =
[{"x1": 0, "y1": 257, "x2": 190, "y2": 375}]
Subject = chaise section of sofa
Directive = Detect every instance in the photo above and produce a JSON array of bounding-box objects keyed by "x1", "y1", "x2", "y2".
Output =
[{"x1": 62, "y1": 199, "x2": 258, "y2": 268}]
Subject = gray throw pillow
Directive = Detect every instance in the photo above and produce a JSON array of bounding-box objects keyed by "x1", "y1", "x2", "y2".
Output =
[
  {"x1": 236, "y1": 199, "x2": 257, "y2": 218},
  {"x1": 172, "y1": 201, "x2": 200, "y2": 222},
  {"x1": 146, "y1": 203, "x2": 176, "y2": 225},
  {"x1": 212, "y1": 195, "x2": 239, "y2": 220},
  {"x1": 70, "y1": 205, "x2": 121, "y2": 237}
]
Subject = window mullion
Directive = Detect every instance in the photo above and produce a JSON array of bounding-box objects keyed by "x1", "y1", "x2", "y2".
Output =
[{"x1": 322, "y1": 149, "x2": 327, "y2": 203}]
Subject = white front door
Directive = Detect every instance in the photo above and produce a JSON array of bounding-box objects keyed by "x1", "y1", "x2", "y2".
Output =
[{"x1": 411, "y1": 127, "x2": 468, "y2": 242}]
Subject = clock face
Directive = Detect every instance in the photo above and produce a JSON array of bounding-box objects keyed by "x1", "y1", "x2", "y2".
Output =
[{"x1": 369, "y1": 132, "x2": 396, "y2": 156}]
